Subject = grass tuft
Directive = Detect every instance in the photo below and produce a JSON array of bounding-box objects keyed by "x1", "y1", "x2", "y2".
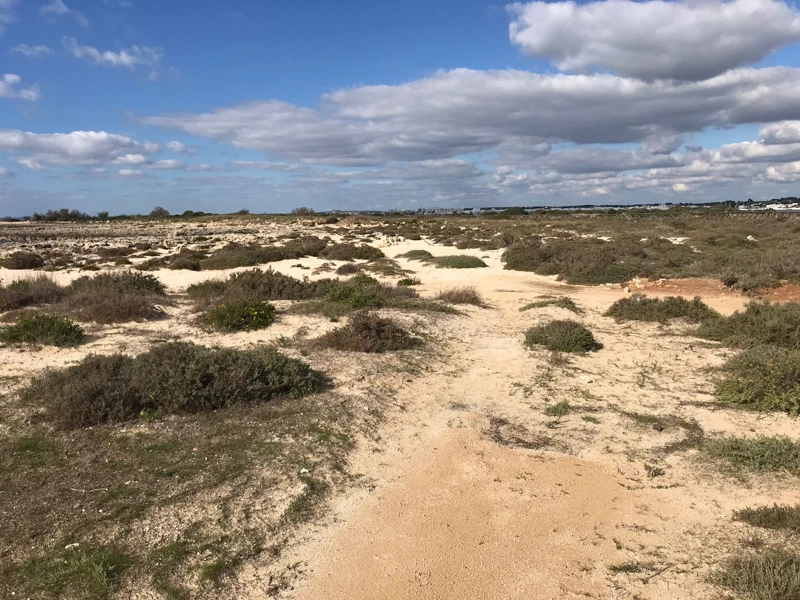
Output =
[
  {"x1": 704, "y1": 436, "x2": 800, "y2": 476},
  {"x1": 435, "y1": 286, "x2": 484, "y2": 306},
  {"x1": 715, "y1": 346, "x2": 800, "y2": 414},
  {"x1": 21, "y1": 342, "x2": 323, "y2": 429},
  {"x1": 697, "y1": 301, "x2": 800, "y2": 349},
  {"x1": 0, "y1": 313, "x2": 84, "y2": 347},
  {"x1": 712, "y1": 549, "x2": 800, "y2": 600},
  {"x1": 524, "y1": 320, "x2": 602, "y2": 354},
  {"x1": 520, "y1": 296, "x2": 582, "y2": 314},
  {"x1": 543, "y1": 401, "x2": 570, "y2": 417},
  {"x1": 605, "y1": 293, "x2": 718, "y2": 323},
  {"x1": 316, "y1": 312, "x2": 418, "y2": 353},
  {"x1": 735, "y1": 505, "x2": 800, "y2": 532}
]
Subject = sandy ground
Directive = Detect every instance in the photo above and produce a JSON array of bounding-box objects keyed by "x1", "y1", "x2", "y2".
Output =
[{"x1": 2, "y1": 232, "x2": 799, "y2": 599}]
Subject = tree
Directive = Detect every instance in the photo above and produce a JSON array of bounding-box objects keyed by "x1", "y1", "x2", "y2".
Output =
[
  {"x1": 291, "y1": 207, "x2": 315, "y2": 216},
  {"x1": 150, "y1": 207, "x2": 170, "y2": 218},
  {"x1": 97, "y1": 211, "x2": 110, "y2": 220}
]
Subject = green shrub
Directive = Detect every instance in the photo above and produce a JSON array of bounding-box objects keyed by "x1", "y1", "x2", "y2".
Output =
[
  {"x1": 398, "y1": 250, "x2": 433, "y2": 261},
  {"x1": 1, "y1": 252, "x2": 45, "y2": 269},
  {"x1": 697, "y1": 302, "x2": 800, "y2": 349},
  {"x1": 205, "y1": 299, "x2": 276, "y2": 332},
  {"x1": 0, "y1": 313, "x2": 84, "y2": 347},
  {"x1": 21, "y1": 342, "x2": 322, "y2": 429},
  {"x1": 712, "y1": 549, "x2": 800, "y2": 600},
  {"x1": 397, "y1": 277, "x2": 420, "y2": 287},
  {"x1": 316, "y1": 312, "x2": 418, "y2": 353},
  {"x1": 524, "y1": 320, "x2": 601, "y2": 354},
  {"x1": 520, "y1": 296, "x2": 582, "y2": 314},
  {"x1": 322, "y1": 243, "x2": 384, "y2": 261},
  {"x1": 0, "y1": 275, "x2": 65, "y2": 311},
  {"x1": 199, "y1": 238, "x2": 327, "y2": 270},
  {"x1": 544, "y1": 401, "x2": 570, "y2": 417},
  {"x1": 429, "y1": 255, "x2": 487, "y2": 269},
  {"x1": 734, "y1": 505, "x2": 800, "y2": 532},
  {"x1": 605, "y1": 293, "x2": 719, "y2": 323},
  {"x1": 705, "y1": 436, "x2": 800, "y2": 475},
  {"x1": 187, "y1": 269, "x2": 335, "y2": 306},
  {"x1": 435, "y1": 286, "x2": 484, "y2": 305},
  {"x1": 67, "y1": 271, "x2": 166, "y2": 296},
  {"x1": 336, "y1": 263, "x2": 361, "y2": 275},
  {"x1": 715, "y1": 347, "x2": 800, "y2": 413}
]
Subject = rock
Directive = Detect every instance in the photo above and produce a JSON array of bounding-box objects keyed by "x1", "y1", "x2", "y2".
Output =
[{"x1": 652, "y1": 423, "x2": 664, "y2": 432}]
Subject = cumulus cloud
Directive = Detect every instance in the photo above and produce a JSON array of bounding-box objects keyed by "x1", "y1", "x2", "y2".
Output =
[
  {"x1": 10, "y1": 44, "x2": 53, "y2": 58},
  {"x1": 0, "y1": 74, "x2": 39, "y2": 101},
  {"x1": 759, "y1": 121, "x2": 800, "y2": 145},
  {"x1": 0, "y1": 130, "x2": 159, "y2": 168},
  {"x1": 165, "y1": 141, "x2": 195, "y2": 154},
  {"x1": 507, "y1": 0, "x2": 800, "y2": 81},
  {"x1": 62, "y1": 37, "x2": 163, "y2": 78},
  {"x1": 142, "y1": 67, "x2": 800, "y2": 167},
  {"x1": 39, "y1": 0, "x2": 88, "y2": 27}
]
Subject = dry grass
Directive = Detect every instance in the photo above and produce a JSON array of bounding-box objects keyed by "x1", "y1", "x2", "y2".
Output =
[{"x1": 435, "y1": 286, "x2": 485, "y2": 306}]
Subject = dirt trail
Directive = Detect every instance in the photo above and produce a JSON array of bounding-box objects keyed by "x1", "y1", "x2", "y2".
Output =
[{"x1": 266, "y1": 249, "x2": 799, "y2": 600}]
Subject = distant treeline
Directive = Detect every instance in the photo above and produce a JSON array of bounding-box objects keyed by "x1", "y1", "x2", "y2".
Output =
[{"x1": 0, "y1": 207, "x2": 236, "y2": 222}]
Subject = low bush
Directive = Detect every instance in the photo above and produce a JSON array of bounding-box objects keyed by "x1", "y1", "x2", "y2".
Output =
[
  {"x1": 605, "y1": 294, "x2": 719, "y2": 323},
  {"x1": 187, "y1": 269, "x2": 336, "y2": 307},
  {"x1": 734, "y1": 505, "x2": 800, "y2": 532},
  {"x1": 2, "y1": 252, "x2": 45, "y2": 270},
  {"x1": 0, "y1": 275, "x2": 64, "y2": 312},
  {"x1": 322, "y1": 243, "x2": 384, "y2": 261},
  {"x1": 67, "y1": 271, "x2": 166, "y2": 296},
  {"x1": 712, "y1": 549, "x2": 800, "y2": 600},
  {"x1": 398, "y1": 250, "x2": 433, "y2": 261},
  {"x1": 336, "y1": 263, "x2": 361, "y2": 275},
  {"x1": 62, "y1": 272, "x2": 168, "y2": 324},
  {"x1": 0, "y1": 313, "x2": 84, "y2": 347},
  {"x1": 21, "y1": 342, "x2": 322, "y2": 429},
  {"x1": 429, "y1": 255, "x2": 487, "y2": 269},
  {"x1": 397, "y1": 277, "x2": 420, "y2": 286},
  {"x1": 704, "y1": 436, "x2": 800, "y2": 475},
  {"x1": 316, "y1": 312, "x2": 418, "y2": 353},
  {"x1": 204, "y1": 299, "x2": 276, "y2": 332},
  {"x1": 436, "y1": 286, "x2": 484, "y2": 306},
  {"x1": 524, "y1": 320, "x2": 601, "y2": 354},
  {"x1": 715, "y1": 347, "x2": 800, "y2": 413},
  {"x1": 520, "y1": 296, "x2": 582, "y2": 314},
  {"x1": 199, "y1": 238, "x2": 327, "y2": 270},
  {"x1": 697, "y1": 301, "x2": 800, "y2": 349},
  {"x1": 544, "y1": 401, "x2": 570, "y2": 417}
]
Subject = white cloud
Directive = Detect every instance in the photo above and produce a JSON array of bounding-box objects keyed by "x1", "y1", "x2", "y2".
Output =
[
  {"x1": 0, "y1": 0, "x2": 17, "y2": 36},
  {"x1": 165, "y1": 141, "x2": 195, "y2": 154},
  {"x1": 507, "y1": 0, "x2": 800, "y2": 81},
  {"x1": 0, "y1": 74, "x2": 39, "y2": 101},
  {"x1": 759, "y1": 121, "x2": 800, "y2": 145},
  {"x1": 39, "y1": 0, "x2": 88, "y2": 27},
  {"x1": 0, "y1": 130, "x2": 159, "y2": 168},
  {"x1": 143, "y1": 67, "x2": 800, "y2": 167},
  {"x1": 112, "y1": 153, "x2": 148, "y2": 165},
  {"x1": 62, "y1": 37, "x2": 163, "y2": 78},
  {"x1": 118, "y1": 168, "x2": 143, "y2": 176},
  {"x1": 148, "y1": 159, "x2": 186, "y2": 169},
  {"x1": 10, "y1": 44, "x2": 53, "y2": 58}
]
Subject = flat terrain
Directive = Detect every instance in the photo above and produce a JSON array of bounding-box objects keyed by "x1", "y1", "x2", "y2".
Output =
[{"x1": 2, "y1": 213, "x2": 799, "y2": 599}]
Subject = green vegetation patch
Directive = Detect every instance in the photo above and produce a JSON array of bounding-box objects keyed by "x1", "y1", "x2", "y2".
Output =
[
  {"x1": 0, "y1": 275, "x2": 65, "y2": 311},
  {"x1": 605, "y1": 293, "x2": 718, "y2": 323},
  {"x1": 704, "y1": 436, "x2": 800, "y2": 476},
  {"x1": 715, "y1": 346, "x2": 800, "y2": 414},
  {"x1": 734, "y1": 505, "x2": 800, "y2": 533},
  {"x1": 204, "y1": 298, "x2": 276, "y2": 332},
  {"x1": 520, "y1": 296, "x2": 582, "y2": 314},
  {"x1": 316, "y1": 312, "x2": 418, "y2": 353},
  {"x1": 0, "y1": 313, "x2": 84, "y2": 347},
  {"x1": 21, "y1": 342, "x2": 322, "y2": 429},
  {"x1": 428, "y1": 255, "x2": 487, "y2": 269},
  {"x1": 524, "y1": 320, "x2": 602, "y2": 354},
  {"x1": 712, "y1": 549, "x2": 800, "y2": 600},
  {"x1": 697, "y1": 301, "x2": 800, "y2": 349}
]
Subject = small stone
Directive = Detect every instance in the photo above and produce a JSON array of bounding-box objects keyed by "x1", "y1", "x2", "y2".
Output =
[{"x1": 652, "y1": 423, "x2": 664, "y2": 432}]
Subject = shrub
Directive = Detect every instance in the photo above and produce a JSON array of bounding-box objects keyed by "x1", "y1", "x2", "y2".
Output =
[
  {"x1": 712, "y1": 549, "x2": 800, "y2": 600},
  {"x1": 21, "y1": 342, "x2": 322, "y2": 429},
  {"x1": 67, "y1": 271, "x2": 166, "y2": 296},
  {"x1": 697, "y1": 302, "x2": 800, "y2": 349},
  {"x1": 715, "y1": 347, "x2": 800, "y2": 413},
  {"x1": 0, "y1": 275, "x2": 64, "y2": 312},
  {"x1": 169, "y1": 257, "x2": 201, "y2": 271},
  {"x1": 605, "y1": 294, "x2": 719, "y2": 323},
  {"x1": 398, "y1": 249, "x2": 433, "y2": 261},
  {"x1": 520, "y1": 296, "x2": 582, "y2": 314},
  {"x1": 188, "y1": 269, "x2": 335, "y2": 306},
  {"x1": 704, "y1": 436, "x2": 800, "y2": 475},
  {"x1": 544, "y1": 401, "x2": 570, "y2": 417},
  {"x1": 200, "y1": 238, "x2": 327, "y2": 270},
  {"x1": 149, "y1": 206, "x2": 170, "y2": 218},
  {"x1": 0, "y1": 313, "x2": 84, "y2": 347},
  {"x1": 436, "y1": 286, "x2": 484, "y2": 306},
  {"x1": 397, "y1": 277, "x2": 420, "y2": 287},
  {"x1": 62, "y1": 272, "x2": 168, "y2": 324},
  {"x1": 205, "y1": 299, "x2": 276, "y2": 332},
  {"x1": 322, "y1": 244, "x2": 384, "y2": 261},
  {"x1": 429, "y1": 255, "x2": 487, "y2": 269},
  {"x1": 524, "y1": 320, "x2": 602, "y2": 354},
  {"x1": 734, "y1": 505, "x2": 800, "y2": 532},
  {"x1": 316, "y1": 312, "x2": 418, "y2": 353},
  {"x1": 2, "y1": 252, "x2": 45, "y2": 270},
  {"x1": 336, "y1": 263, "x2": 361, "y2": 275}
]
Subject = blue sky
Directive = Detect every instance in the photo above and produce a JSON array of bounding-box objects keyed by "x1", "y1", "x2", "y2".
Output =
[{"x1": 3, "y1": 0, "x2": 800, "y2": 215}]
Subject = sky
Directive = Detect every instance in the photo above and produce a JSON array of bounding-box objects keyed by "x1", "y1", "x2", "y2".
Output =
[{"x1": 3, "y1": 0, "x2": 800, "y2": 215}]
